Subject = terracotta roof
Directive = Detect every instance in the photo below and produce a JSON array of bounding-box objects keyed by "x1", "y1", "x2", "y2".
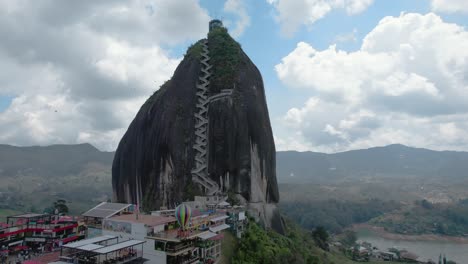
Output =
[{"x1": 110, "y1": 214, "x2": 176, "y2": 227}]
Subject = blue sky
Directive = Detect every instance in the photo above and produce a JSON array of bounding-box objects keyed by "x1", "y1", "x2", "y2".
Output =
[{"x1": 0, "y1": 0, "x2": 468, "y2": 152}]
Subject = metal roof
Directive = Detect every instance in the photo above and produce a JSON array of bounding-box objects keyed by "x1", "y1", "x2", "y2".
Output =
[
  {"x1": 93, "y1": 240, "x2": 145, "y2": 254},
  {"x1": 63, "y1": 235, "x2": 117, "y2": 249},
  {"x1": 82, "y1": 202, "x2": 132, "y2": 218},
  {"x1": 210, "y1": 215, "x2": 229, "y2": 222},
  {"x1": 209, "y1": 224, "x2": 230, "y2": 233},
  {"x1": 9, "y1": 213, "x2": 46, "y2": 219},
  {"x1": 77, "y1": 243, "x2": 104, "y2": 251},
  {"x1": 196, "y1": 231, "x2": 218, "y2": 240}
]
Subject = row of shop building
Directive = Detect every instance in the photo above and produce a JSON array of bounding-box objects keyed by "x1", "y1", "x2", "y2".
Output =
[
  {"x1": 0, "y1": 213, "x2": 86, "y2": 253},
  {"x1": 0, "y1": 195, "x2": 247, "y2": 263}
]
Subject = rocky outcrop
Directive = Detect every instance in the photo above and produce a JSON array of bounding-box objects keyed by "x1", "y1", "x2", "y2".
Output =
[{"x1": 112, "y1": 24, "x2": 283, "y2": 233}]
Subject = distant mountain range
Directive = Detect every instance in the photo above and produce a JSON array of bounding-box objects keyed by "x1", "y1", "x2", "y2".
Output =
[
  {"x1": 277, "y1": 144, "x2": 468, "y2": 183},
  {"x1": 0, "y1": 143, "x2": 113, "y2": 178},
  {"x1": 1, "y1": 143, "x2": 468, "y2": 184}
]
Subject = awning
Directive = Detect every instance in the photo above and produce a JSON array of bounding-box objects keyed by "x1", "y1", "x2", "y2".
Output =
[
  {"x1": 63, "y1": 235, "x2": 117, "y2": 249},
  {"x1": 217, "y1": 201, "x2": 230, "y2": 207},
  {"x1": 210, "y1": 215, "x2": 229, "y2": 222},
  {"x1": 13, "y1": 245, "x2": 29, "y2": 251},
  {"x1": 93, "y1": 240, "x2": 145, "y2": 254},
  {"x1": 77, "y1": 243, "x2": 104, "y2": 251},
  {"x1": 209, "y1": 224, "x2": 230, "y2": 233},
  {"x1": 8, "y1": 240, "x2": 23, "y2": 247},
  {"x1": 196, "y1": 231, "x2": 217, "y2": 240},
  {"x1": 62, "y1": 236, "x2": 79, "y2": 243}
]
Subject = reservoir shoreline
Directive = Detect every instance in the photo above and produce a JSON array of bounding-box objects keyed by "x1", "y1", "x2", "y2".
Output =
[
  {"x1": 352, "y1": 223, "x2": 468, "y2": 244},
  {"x1": 354, "y1": 224, "x2": 468, "y2": 263}
]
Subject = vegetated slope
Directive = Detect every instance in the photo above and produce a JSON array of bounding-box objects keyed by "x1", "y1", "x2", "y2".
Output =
[
  {"x1": 277, "y1": 144, "x2": 468, "y2": 183},
  {"x1": 280, "y1": 199, "x2": 401, "y2": 234},
  {"x1": 4, "y1": 143, "x2": 467, "y2": 187},
  {"x1": 0, "y1": 143, "x2": 113, "y2": 178},
  {"x1": 233, "y1": 219, "x2": 399, "y2": 264},
  {"x1": 0, "y1": 144, "x2": 113, "y2": 214},
  {"x1": 371, "y1": 199, "x2": 468, "y2": 236},
  {"x1": 3, "y1": 143, "x2": 468, "y2": 217}
]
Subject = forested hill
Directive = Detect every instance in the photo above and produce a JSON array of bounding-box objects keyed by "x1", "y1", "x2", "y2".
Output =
[
  {"x1": 0, "y1": 143, "x2": 113, "y2": 178},
  {"x1": 2, "y1": 143, "x2": 468, "y2": 182},
  {"x1": 277, "y1": 144, "x2": 468, "y2": 183}
]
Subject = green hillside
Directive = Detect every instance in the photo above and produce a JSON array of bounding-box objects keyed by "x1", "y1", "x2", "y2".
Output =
[{"x1": 232, "y1": 219, "x2": 403, "y2": 264}]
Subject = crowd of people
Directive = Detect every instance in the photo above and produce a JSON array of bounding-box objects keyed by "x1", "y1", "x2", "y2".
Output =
[{"x1": 0, "y1": 244, "x2": 48, "y2": 264}]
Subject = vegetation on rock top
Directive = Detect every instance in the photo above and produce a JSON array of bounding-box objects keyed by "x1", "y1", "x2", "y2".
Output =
[
  {"x1": 207, "y1": 26, "x2": 242, "y2": 93},
  {"x1": 185, "y1": 40, "x2": 204, "y2": 59}
]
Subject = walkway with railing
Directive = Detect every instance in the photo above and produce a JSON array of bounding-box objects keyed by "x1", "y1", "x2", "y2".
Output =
[{"x1": 191, "y1": 39, "x2": 233, "y2": 196}]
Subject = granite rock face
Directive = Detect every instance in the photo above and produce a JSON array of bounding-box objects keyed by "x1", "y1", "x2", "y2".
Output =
[{"x1": 112, "y1": 26, "x2": 283, "y2": 232}]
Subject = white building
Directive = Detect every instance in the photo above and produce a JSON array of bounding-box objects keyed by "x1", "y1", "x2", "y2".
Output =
[{"x1": 102, "y1": 214, "x2": 176, "y2": 263}]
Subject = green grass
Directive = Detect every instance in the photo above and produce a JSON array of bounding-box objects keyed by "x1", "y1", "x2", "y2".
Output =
[{"x1": 221, "y1": 231, "x2": 238, "y2": 264}]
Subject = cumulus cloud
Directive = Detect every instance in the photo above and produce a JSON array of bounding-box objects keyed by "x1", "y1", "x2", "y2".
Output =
[
  {"x1": 223, "y1": 0, "x2": 251, "y2": 38},
  {"x1": 431, "y1": 0, "x2": 468, "y2": 14},
  {"x1": 334, "y1": 28, "x2": 358, "y2": 44},
  {"x1": 275, "y1": 13, "x2": 468, "y2": 152},
  {"x1": 267, "y1": 0, "x2": 374, "y2": 36},
  {"x1": 0, "y1": 0, "x2": 210, "y2": 150}
]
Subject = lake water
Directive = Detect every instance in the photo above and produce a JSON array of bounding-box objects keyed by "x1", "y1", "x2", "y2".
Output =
[{"x1": 356, "y1": 228, "x2": 468, "y2": 263}]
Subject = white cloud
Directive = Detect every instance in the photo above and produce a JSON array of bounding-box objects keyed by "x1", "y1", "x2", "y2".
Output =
[
  {"x1": 223, "y1": 0, "x2": 251, "y2": 38},
  {"x1": 334, "y1": 28, "x2": 358, "y2": 44},
  {"x1": 275, "y1": 12, "x2": 468, "y2": 152},
  {"x1": 431, "y1": 0, "x2": 468, "y2": 14},
  {"x1": 267, "y1": 0, "x2": 374, "y2": 36},
  {"x1": 0, "y1": 0, "x2": 209, "y2": 150}
]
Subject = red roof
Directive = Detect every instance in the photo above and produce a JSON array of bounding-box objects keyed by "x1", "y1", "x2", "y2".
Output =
[
  {"x1": 52, "y1": 216, "x2": 74, "y2": 224},
  {"x1": 62, "y1": 236, "x2": 79, "y2": 243}
]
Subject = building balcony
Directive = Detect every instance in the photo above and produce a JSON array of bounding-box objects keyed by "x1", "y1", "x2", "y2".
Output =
[{"x1": 165, "y1": 243, "x2": 196, "y2": 256}]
